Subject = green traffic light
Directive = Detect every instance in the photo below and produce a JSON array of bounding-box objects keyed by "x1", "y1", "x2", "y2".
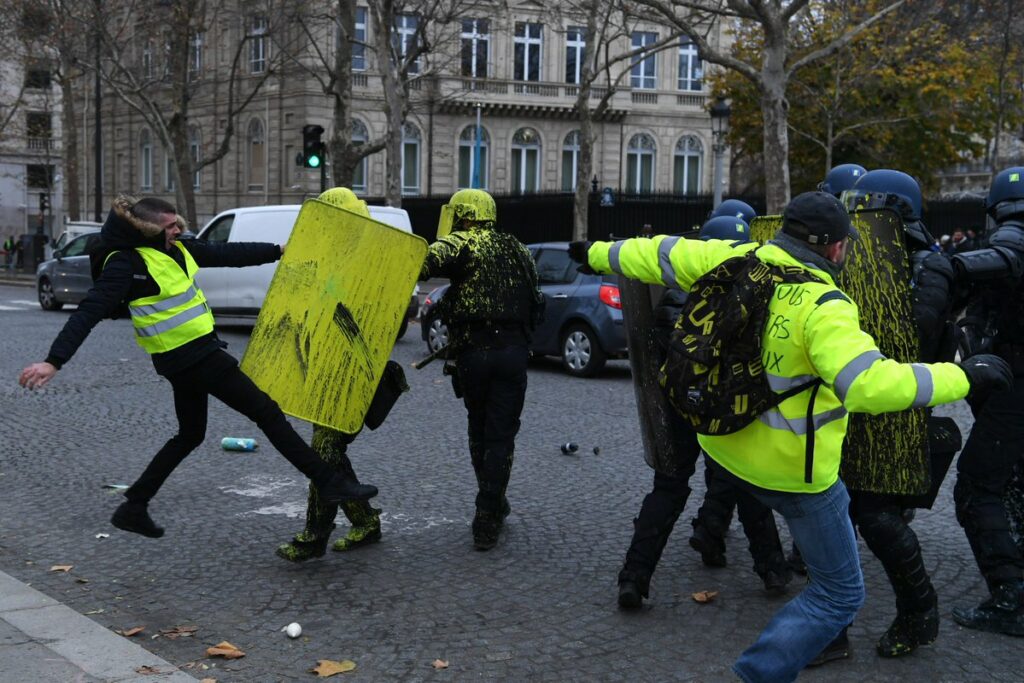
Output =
[{"x1": 308, "y1": 155, "x2": 321, "y2": 168}]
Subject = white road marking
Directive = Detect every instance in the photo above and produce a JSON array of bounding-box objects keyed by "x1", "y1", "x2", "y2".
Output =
[
  {"x1": 0, "y1": 305, "x2": 23, "y2": 310},
  {"x1": 9, "y1": 300, "x2": 37, "y2": 305}
]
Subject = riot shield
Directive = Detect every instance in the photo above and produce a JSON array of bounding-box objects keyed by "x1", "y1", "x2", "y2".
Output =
[
  {"x1": 839, "y1": 209, "x2": 930, "y2": 496},
  {"x1": 436, "y1": 204, "x2": 454, "y2": 240},
  {"x1": 240, "y1": 199, "x2": 428, "y2": 434},
  {"x1": 749, "y1": 215, "x2": 781, "y2": 246}
]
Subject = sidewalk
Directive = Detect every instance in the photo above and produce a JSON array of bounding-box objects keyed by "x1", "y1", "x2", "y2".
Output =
[
  {"x1": 0, "y1": 571, "x2": 196, "y2": 682},
  {"x1": 0, "y1": 270, "x2": 34, "y2": 287}
]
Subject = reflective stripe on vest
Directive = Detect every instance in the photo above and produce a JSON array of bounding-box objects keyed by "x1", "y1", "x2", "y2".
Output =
[{"x1": 128, "y1": 244, "x2": 214, "y2": 354}]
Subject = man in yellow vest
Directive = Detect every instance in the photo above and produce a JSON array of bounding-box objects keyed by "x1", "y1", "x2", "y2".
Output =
[
  {"x1": 569, "y1": 191, "x2": 1014, "y2": 682},
  {"x1": 19, "y1": 196, "x2": 377, "y2": 539}
]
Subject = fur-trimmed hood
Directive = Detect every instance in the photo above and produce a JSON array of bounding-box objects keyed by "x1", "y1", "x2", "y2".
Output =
[{"x1": 89, "y1": 195, "x2": 187, "y2": 280}]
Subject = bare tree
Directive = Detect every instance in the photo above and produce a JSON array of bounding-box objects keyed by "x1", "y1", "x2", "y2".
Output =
[
  {"x1": 90, "y1": 0, "x2": 283, "y2": 227},
  {"x1": 634, "y1": 0, "x2": 907, "y2": 212}
]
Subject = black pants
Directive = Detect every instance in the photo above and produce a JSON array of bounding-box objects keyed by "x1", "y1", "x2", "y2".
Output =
[
  {"x1": 619, "y1": 410, "x2": 701, "y2": 592},
  {"x1": 954, "y1": 383, "x2": 1024, "y2": 588},
  {"x1": 456, "y1": 345, "x2": 529, "y2": 515},
  {"x1": 125, "y1": 350, "x2": 333, "y2": 503},
  {"x1": 693, "y1": 459, "x2": 787, "y2": 575}
]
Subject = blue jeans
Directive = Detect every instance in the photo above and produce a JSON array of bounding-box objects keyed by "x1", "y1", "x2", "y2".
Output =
[{"x1": 732, "y1": 478, "x2": 864, "y2": 683}]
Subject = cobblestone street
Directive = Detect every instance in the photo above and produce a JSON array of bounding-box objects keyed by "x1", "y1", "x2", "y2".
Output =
[{"x1": 0, "y1": 283, "x2": 1018, "y2": 682}]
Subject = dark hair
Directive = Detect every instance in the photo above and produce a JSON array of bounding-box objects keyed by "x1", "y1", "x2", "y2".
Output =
[{"x1": 131, "y1": 197, "x2": 177, "y2": 223}]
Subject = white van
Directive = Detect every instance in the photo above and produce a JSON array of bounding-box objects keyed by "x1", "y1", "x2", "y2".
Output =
[
  {"x1": 51, "y1": 221, "x2": 102, "y2": 253},
  {"x1": 193, "y1": 204, "x2": 420, "y2": 337}
]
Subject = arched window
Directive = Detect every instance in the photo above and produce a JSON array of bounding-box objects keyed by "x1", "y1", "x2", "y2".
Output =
[
  {"x1": 626, "y1": 133, "x2": 656, "y2": 194},
  {"x1": 402, "y1": 122, "x2": 421, "y2": 196},
  {"x1": 673, "y1": 135, "x2": 703, "y2": 195},
  {"x1": 189, "y1": 126, "x2": 201, "y2": 190},
  {"x1": 247, "y1": 118, "x2": 265, "y2": 191},
  {"x1": 352, "y1": 119, "x2": 368, "y2": 194},
  {"x1": 139, "y1": 129, "x2": 152, "y2": 190},
  {"x1": 458, "y1": 124, "x2": 489, "y2": 189},
  {"x1": 561, "y1": 130, "x2": 581, "y2": 192},
  {"x1": 511, "y1": 127, "x2": 541, "y2": 193}
]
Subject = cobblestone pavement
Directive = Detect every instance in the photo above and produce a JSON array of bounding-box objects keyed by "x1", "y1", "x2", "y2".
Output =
[{"x1": 0, "y1": 283, "x2": 1018, "y2": 682}]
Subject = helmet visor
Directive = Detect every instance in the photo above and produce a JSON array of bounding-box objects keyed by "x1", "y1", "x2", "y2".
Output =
[{"x1": 841, "y1": 189, "x2": 913, "y2": 220}]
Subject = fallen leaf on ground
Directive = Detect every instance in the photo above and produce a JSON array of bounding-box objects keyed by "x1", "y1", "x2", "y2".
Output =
[
  {"x1": 311, "y1": 659, "x2": 357, "y2": 677},
  {"x1": 135, "y1": 665, "x2": 164, "y2": 675},
  {"x1": 160, "y1": 624, "x2": 199, "y2": 639},
  {"x1": 206, "y1": 641, "x2": 245, "y2": 659},
  {"x1": 49, "y1": 565, "x2": 73, "y2": 572},
  {"x1": 116, "y1": 626, "x2": 145, "y2": 637},
  {"x1": 432, "y1": 659, "x2": 449, "y2": 669},
  {"x1": 692, "y1": 590, "x2": 719, "y2": 603},
  {"x1": 200, "y1": 679, "x2": 216, "y2": 683}
]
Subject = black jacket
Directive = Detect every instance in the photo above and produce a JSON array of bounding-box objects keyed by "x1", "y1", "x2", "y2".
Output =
[{"x1": 46, "y1": 198, "x2": 280, "y2": 376}]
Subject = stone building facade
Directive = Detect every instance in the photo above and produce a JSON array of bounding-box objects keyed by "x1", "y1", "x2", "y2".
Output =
[{"x1": 71, "y1": 1, "x2": 728, "y2": 229}]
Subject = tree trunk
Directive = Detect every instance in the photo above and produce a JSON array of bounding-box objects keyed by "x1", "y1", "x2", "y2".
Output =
[
  {"x1": 374, "y1": 0, "x2": 404, "y2": 208},
  {"x1": 761, "y1": 42, "x2": 790, "y2": 213},
  {"x1": 329, "y1": 0, "x2": 357, "y2": 189},
  {"x1": 574, "y1": 114, "x2": 595, "y2": 242},
  {"x1": 60, "y1": 73, "x2": 81, "y2": 221}
]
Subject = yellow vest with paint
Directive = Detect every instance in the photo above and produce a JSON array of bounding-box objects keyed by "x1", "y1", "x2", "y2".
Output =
[
  {"x1": 124, "y1": 244, "x2": 215, "y2": 354},
  {"x1": 588, "y1": 235, "x2": 970, "y2": 493}
]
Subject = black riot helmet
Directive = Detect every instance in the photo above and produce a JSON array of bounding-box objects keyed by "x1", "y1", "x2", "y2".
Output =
[
  {"x1": 709, "y1": 199, "x2": 757, "y2": 225},
  {"x1": 842, "y1": 169, "x2": 932, "y2": 248},
  {"x1": 818, "y1": 164, "x2": 867, "y2": 197},
  {"x1": 987, "y1": 167, "x2": 1024, "y2": 222}
]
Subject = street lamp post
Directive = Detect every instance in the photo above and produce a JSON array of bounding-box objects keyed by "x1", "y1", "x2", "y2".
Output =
[{"x1": 710, "y1": 96, "x2": 731, "y2": 209}]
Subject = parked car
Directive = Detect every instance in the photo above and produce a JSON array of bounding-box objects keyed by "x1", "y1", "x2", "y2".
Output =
[
  {"x1": 36, "y1": 231, "x2": 103, "y2": 311},
  {"x1": 194, "y1": 204, "x2": 420, "y2": 337},
  {"x1": 420, "y1": 242, "x2": 627, "y2": 377}
]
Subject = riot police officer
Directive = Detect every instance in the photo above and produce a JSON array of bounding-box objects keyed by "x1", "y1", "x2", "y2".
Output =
[
  {"x1": 826, "y1": 169, "x2": 958, "y2": 659},
  {"x1": 818, "y1": 163, "x2": 867, "y2": 197},
  {"x1": 419, "y1": 189, "x2": 542, "y2": 550},
  {"x1": 950, "y1": 167, "x2": 1024, "y2": 636},
  {"x1": 709, "y1": 198, "x2": 757, "y2": 225}
]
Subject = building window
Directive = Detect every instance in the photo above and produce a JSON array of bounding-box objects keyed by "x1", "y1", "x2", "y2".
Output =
[
  {"x1": 189, "y1": 126, "x2": 202, "y2": 190},
  {"x1": 26, "y1": 112, "x2": 52, "y2": 150},
  {"x1": 353, "y1": 7, "x2": 367, "y2": 71},
  {"x1": 458, "y1": 124, "x2": 489, "y2": 189},
  {"x1": 673, "y1": 135, "x2": 703, "y2": 195},
  {"x1": 514, "y1": 22, "x2": 542, "y2": 82},
  {"x1": 189, "y1": 32, "x2": 203, "y2": 80},
  {"x1": 631, "y1": 32, "x2": 657, "y2": 89},
  {"x1": 511, "y1": 127, "x2": 541, "y2": 194},
  {"x1": 247, "y1": 118, "x2": 265, "y2": 190},
  {"x1": 565, "y1": 27, "x2": 585, "y2": 84},
  {"x1": 402, "y1": 123, "x2": 421, "y2": 196},
  {"x1": 561, "y1": 130, "x2": 581, "y2": 192},
  {"x1": 393, "y1": 13, "x2": 420, "y2": 74},
  {"x1": 351, "y1": 119, "x2": 368, "y2": 194},
  {"x1": 165, "y1": 151, "x2": 176, "y2": 192},
  {"x1": 250, "y1": 15, "x2": 267, "y2": 74},
  {"x1": 26, "y1": 164, "x2": 54, "y2": 189},
  {"x1": 460, "y1": 18, "x2": 489, "y2": 78},
  {"x1": 142, "y1": 41, "x2": 153, "y2": 79},
  {"x1": 139, "y1": 129, "x2": 153, "y2": 190},
  {"x1": 626, "y1": 133, "x2": 656, "y2": 194},
  {"x1": 24, "y1": 67, "x2": 52, "y2": 89},
  {"x1": 678, "y1": 37, "x2": 702, "y2": 91}
]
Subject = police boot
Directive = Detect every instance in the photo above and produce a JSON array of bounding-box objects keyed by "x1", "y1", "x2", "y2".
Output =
[
  {"x1": 275, "y1": 529, "x2": 330, "y2": 562},
  {"x1": 617, "y1": 567, "x2": 650, "y2": 610},
  {"x1": 689, "y1": 517, "x2": 727, "y2": 568},
  {"x1": 318, "y1": 473, "x2": 378, "y2": 504},
  {"x1": 111, "y1": 501, "x2": 164, "y2": 538},
  {"x1": 472, "y1": 509, "x2": 503, "y2": 551},
  {"x1": 805, "y1": 627, "x2": 851, "y2": 668},
  {"x1": 952, "y1": 580, "x2": 1024, "y2": 636},
  {"x1": 742, "y1": 511, "x2": 792, "y2": 596},
  {"x1": 332, "y1": 501, "x2": 382, "y2": 552}
]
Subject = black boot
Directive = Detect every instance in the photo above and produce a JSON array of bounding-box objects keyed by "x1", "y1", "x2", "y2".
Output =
[
  {"x1": 617, "y1": 568, "x2": 650, "y2": 610},
  {"x1": 952, "y1": 580, "x2": 1024, "y2": 636},
  {"x1": 472, "y1": 510, "x2": 502, "y2": 551},
  {"x1": 805, "y1": 627, "x2": 850, "y2": 668},
  {"x1": 689, "y1": 518, "x2": 727, "y2": 567},
  {"x1": 111, "y1": 501, "x2": 164, "y2": 538},
  {"x1": 318, "y1": 473, "x2": 378, "y2": 504},
  {"x1": 877, "y1": 599, "x2": 939, "y2": 657}
]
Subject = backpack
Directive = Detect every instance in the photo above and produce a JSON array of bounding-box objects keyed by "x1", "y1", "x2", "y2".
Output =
[{"x1": 659, "y1": 252, "x2": 823, "y2": 436}]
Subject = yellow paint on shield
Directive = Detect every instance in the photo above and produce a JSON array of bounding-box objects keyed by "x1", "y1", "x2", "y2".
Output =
[
  {"x1": 241, "y1": 199, "x2": 427, "y2": 434},
  {"x1": 436, "y1": 204, "x2": 454, "y2": 240},
  {"x1": 749, "y1": 215, "x2": 782, "y2": 245}
]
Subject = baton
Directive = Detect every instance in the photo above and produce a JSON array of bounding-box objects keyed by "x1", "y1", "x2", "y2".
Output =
[{"x1": 412, "y1": 345, "x2": 448, "y2": 370}]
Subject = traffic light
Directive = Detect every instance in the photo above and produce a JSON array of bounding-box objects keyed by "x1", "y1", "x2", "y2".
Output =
[
  {"x1": 302, "y1": 124, "x2": 325, "y2": 169},
  {"x1": 39, "y1": 193, "x2": 50, "y2": 213}
]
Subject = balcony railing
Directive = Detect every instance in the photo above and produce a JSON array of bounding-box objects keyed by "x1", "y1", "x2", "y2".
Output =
[{"x1": 27, "y1": 137, "x2": 55, "y2": 151}]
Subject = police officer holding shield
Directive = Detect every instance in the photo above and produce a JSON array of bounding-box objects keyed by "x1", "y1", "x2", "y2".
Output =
[{"x1": 420, "y1": 189, "x2": 542, "y2": 550}]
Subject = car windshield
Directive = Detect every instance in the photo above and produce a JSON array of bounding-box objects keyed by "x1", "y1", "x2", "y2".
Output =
[{"x1": 62, "y1": 234, "x2": 94, "y2": 258}]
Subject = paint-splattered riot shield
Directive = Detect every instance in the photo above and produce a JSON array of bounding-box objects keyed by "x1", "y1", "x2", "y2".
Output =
[
  {"x1": 749, "y1": 215, "x2": 781, "y2": 245},
  {"x1": 240, "y1": 199, "x2": 428, "y2": 434},
  {"x1": 838, "y1": 209, "x2": 930, "y2": 496},
  {"x1": 436, "y1": 204, "x2": 454, "y2": 240}
]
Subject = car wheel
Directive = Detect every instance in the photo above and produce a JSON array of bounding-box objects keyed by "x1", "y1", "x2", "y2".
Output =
[
  {"x1": 38, "y1": 277, "x2": 63, "y2": 311},
  {"x1": 397, "y1": 317, "x2": 409, "y2": 341},
  {"x1": 426, "y1": 318, "x2": 449, "y2": 354},
  {"x1": 561, "y1": 322, "x2": 606, "y2": 377}
]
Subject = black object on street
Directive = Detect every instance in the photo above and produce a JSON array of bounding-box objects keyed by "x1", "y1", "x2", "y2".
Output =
[{"x1": 561, "y1": 442, "x2": 579, "y2": 455}]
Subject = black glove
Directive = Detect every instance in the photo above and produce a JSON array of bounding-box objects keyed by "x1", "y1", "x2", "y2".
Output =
[
  {"x1": 568, "y1": 240, "x2": 595, "y2": 274},
  {"x1": 959, "y1": 353, "x2": 1014, "y2": 402}
]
